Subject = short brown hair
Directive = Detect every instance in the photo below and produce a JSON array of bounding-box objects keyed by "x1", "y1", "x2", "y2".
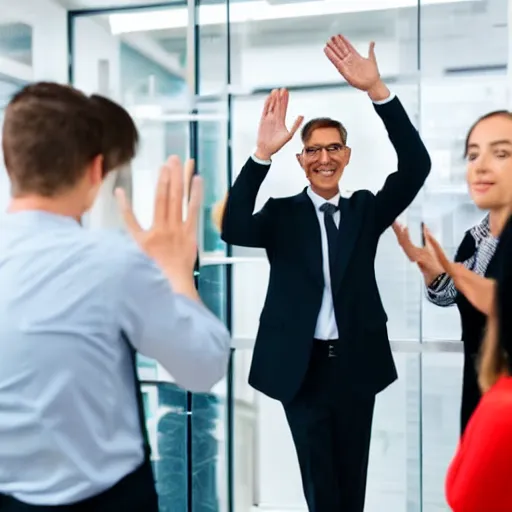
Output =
[
  {"x1": 90, "y1": 94, "x2": 138, "y2": 173},
  {"x1": 3, "y1": 82, "x2": 138, "y2": 197},
  {"x1": 300, "y1": 118, "x2": 347, "y2": 145}
]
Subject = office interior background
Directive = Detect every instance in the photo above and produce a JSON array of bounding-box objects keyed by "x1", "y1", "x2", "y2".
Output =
[{"x1": 0, "y1": 0, "x2": 510, "y2": 510}]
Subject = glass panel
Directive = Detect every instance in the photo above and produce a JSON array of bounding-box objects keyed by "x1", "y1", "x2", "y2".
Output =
[
  {"x1": 141, "y1": 381, "x2": 189, "y2": 512},
  {"x1": 367, "y1": 353, "x2": 420, "y2": 511},
  {"x1": 71, "y1": 7, "x2": 197, "y2": 511},
  {"x1": 195, "y1": 97, "x2": 229, "y2": 255},
  {"x1": 198, "y1": 0, "x2": 228, "y2": 96},
  {"x1": 419, "y1": 0, "x2": 509, "y2": 343},
  {"x1": 229, "y1": 2, "x2": 419, "y2": 92},
  {"x1": 195, "y1": 2, "x2": 231, "y2": 510},
  {"x1": 191, "y1": 384, "x2": 228, "y2": 512},
  {"x1": 196, "y1": 265, "x2": 230, "y2": 512},
  {"x1": 231, "y1": 344, "x2": 420, "y2": 512},
  {"x1": 231, "y1": 348, "x2": 257, "y2": 512},
  {"x1": 421, "y1": 352, "x2": 463, "y2": 511},
  {"x1": 227, "y1": 257, "x2": 422, "y2": 511},
  {"x1": 0, "y1": 21, "x2": 32, "y2": 82}
]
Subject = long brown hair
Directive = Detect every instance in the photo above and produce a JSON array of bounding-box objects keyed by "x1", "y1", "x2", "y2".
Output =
[{"x1": 478, "y1": 285, "x2": 509, "y2": 392}]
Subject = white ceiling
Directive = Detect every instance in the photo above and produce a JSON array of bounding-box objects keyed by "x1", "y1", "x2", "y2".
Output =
[{"x1": 57, "y1": 0, "x2": 178, "y2": 9}]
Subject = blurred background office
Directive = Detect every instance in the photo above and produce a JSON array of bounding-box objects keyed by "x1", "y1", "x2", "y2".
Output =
[{"x1": 0, "y1": 0, "x2": 510, "y2": 510}]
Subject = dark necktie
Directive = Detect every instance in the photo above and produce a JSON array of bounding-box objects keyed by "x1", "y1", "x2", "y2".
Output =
[{"x1": 320, "y1": 202, "x2": 339, "y2": 280}]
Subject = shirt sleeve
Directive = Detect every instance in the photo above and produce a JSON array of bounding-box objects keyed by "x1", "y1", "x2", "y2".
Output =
[
  {"x1": 426, "y1": 272, "x2": 457, "y2": 306},
  {"x1": 445, "y1": 394, "x2": 512, "y2": 512},
  {"x1": 426, "y1": 249, "x2": 479, "y2": 307},
  {"x1": 372, "y1": 91, "x2": 396, "y2": 105},
  {"x1": 118, "y1": 239, "x2": 231, "y2": 393}
]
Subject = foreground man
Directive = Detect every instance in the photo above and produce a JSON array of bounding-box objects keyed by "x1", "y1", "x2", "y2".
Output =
[
  {"x1": 221, "y1": 35, "x2": 431, "y2": 511},
  {"x1": 0, "y1": 83, "x2": 230, "y2": 511}
]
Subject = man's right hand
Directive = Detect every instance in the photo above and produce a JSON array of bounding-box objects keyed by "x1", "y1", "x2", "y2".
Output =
[
  {"x1": 255, "y1": 88, "x2": 304, "y2": 161},
  {"x1": 392, "y1": 222, "x2": 444, "y2": 286},
  {"x1": 116, "y1": 155, "x2": 202, "y2": 301}
]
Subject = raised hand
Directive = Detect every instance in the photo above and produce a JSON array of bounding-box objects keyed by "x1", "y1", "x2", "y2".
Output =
[
  {"x1": 324, "y1": 35, "x2": 381, "y2": 93},
  {"x1": 255, "y1": 89, "x2": 304, "y2": 161},
  {"x1": 424, "y1": 227, "x2": 495, "y2": 315},
  {"x1": 116, "y1": 156, "x2": 202, "y2": 300},
  {"x1": 392, "y1": 222, "x2": 444, "y2": 285}
]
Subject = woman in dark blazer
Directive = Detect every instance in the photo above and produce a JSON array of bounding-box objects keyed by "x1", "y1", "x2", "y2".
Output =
[
  {"x1": 427, "y1": 216, "x2": 512, "y2": 511},
  {"x1": 393, "y1": 109, "x2": 512, "y2": 435}
]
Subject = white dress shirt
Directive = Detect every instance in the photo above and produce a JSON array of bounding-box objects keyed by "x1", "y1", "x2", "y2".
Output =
[
  {"x1": 307, "y1": 188, "x2": 341, "y2": 339},
  {"x1": 250, "y1": 91, "x2": 396, "y2": 340},
  {"x1": 0, "y1": 211, "x2": 231, "y2": 505}
]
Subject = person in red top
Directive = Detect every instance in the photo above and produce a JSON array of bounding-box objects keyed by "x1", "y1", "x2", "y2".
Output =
[{"x1": 427, "y1": 209, "x2": 512, "y2": 511}]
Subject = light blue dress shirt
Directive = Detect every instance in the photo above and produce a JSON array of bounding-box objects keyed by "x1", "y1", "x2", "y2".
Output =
[{"x1": 0, "y1": 210, "x2": 231, "y2": 506}]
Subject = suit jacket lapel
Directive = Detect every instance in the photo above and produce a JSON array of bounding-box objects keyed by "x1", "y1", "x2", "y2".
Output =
[
  {"x1": 294, "y1": 191, "x2": 324, "y2": 289},
  {"x1": 332, "y1": 196, "x2": 364, "y2": 294}
]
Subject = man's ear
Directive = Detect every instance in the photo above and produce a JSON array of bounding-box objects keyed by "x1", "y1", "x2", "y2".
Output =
[
  {"x1": 296, "y1": 153, "x2": 304, "y2": 169},
  {"x1": 344, "y1": 147, "x2": 352, "y2": 166},
  {"x1": 89, "y1": 154, "x2": 104, "y2": 186}
]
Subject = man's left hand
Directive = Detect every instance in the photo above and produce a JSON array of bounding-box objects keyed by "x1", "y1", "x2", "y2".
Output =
[{"x1": 324, "y1": 35, "x2": 381, "y2": 93}]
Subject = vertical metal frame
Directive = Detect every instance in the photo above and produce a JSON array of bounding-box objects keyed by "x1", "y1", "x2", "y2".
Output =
[
  {"x1": 186, "y1": 2, "x2": 199, "y2": 511},
  {"x1": 416, "y1": 2, "x2": 424, "y2": 511},
  {"x1": 223, "y1": 0, "x2": 235, "y2": 511}
]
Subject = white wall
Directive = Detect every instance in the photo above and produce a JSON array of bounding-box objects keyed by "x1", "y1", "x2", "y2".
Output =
[
  {"x1": 0, "y1": 0, "x2": 68, "y2": 83},
  {"x1": 72, "y1": 17, "x2": 121, "y2": 98}
]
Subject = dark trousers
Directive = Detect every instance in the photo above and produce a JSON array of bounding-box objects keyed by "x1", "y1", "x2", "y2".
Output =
[
  {"x1": 0, "y1": 460, "x2": 158, "y2": 512},
  {"x1": 284, "y1": 340, "x2": 375, "y2": 512}
]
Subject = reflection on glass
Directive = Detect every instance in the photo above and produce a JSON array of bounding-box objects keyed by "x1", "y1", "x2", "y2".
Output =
[
  {"x1": 196, "y1": 266, "x2": 229, "y2": 512},
  {"x1": 0, "y1": 22, "x2": 32, "y2": 66},
  {"x1": 141, "y1": 382, "x2": 188, "y2": 512},
  {"x1": 231, "y1": 349, "x2": 257, "y2": 512},
  {"x1": 192, "y1": 389, "x2": 227, "y2": 512}
]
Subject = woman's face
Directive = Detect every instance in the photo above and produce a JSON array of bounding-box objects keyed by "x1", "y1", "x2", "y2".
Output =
[{"x1": 467, "y1": 114, "x2": 512, "y2": 210}]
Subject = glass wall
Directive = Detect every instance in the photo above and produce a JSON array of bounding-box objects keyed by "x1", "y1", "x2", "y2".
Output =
[
  {"x1": 70, "y1": 4, "x2": 230, "y2": 512},
  {"x1": 69, "y1": 0, "x2": 509, "y2": 511}
]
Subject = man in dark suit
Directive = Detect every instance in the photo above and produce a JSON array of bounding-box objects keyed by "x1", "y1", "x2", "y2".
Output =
[{"x1": 221, "y1": 34, "x2": 431, "y2": 512}]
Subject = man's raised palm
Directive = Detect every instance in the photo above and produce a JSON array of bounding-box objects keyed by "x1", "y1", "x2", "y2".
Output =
[
  {"x1": 324, "y1": 35, "x2": 380, "y2": 92},
  {"x1": 255, "y1": 89, "x2": 303, "y2": 160}
]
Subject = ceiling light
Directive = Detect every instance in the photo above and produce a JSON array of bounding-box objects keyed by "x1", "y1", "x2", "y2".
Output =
[{"x1": 109, "y1": 0, "x2": 479, "y2": 34}]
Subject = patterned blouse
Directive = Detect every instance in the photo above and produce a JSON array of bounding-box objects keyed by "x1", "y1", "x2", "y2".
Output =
[{"x1": 427, "y1": 215, "x2": 498, "y2": 307}]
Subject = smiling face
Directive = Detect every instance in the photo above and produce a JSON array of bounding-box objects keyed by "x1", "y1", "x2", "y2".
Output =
[
  {"x1": 466, "y1": 113, "x2": 512, "y2": 211},
  {"x1": 297, "y1": 119, "x2": 351, "y2": 199}
]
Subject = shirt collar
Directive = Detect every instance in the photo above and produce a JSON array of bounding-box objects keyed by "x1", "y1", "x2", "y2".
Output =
[
  {"x1": 306, "y1": 187, "x2": 340, "y2": 211},
  {"x1": 1, "y1": 210, "x2": 82, "y2": 228},
  {"x1": 469, "y1": 214, "x2": 492, "y2": 244}
]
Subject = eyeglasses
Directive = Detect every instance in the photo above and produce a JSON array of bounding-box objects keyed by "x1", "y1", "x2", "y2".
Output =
[{"x1": 303, "y1": 144, "x2": 345, "y2": 157}]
